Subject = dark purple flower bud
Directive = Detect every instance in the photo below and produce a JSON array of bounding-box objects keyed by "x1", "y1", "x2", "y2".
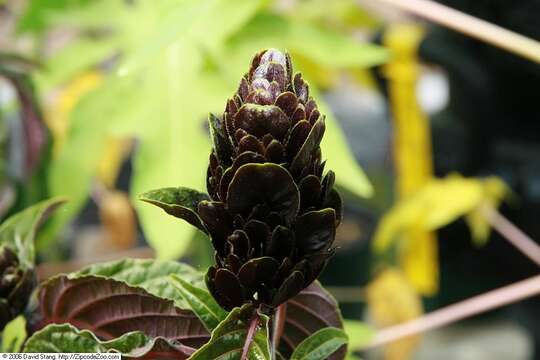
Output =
[
  {"x1": 150, "y1": 49, "x2": 343, "y2": 311},
  {"x1": 200, "y1": 49, "x2": 342, "y2": 311}
]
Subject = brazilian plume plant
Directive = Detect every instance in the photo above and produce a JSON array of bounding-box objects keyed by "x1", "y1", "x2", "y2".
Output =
[
  {"x1": 143, "y1": 48, "x2": 342, "y2": 312},
  {"x1": 0, "y1": 51, "x2": 349, "y2": 360}
]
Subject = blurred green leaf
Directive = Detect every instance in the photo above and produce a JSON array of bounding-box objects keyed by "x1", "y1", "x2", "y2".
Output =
[
  {"x1": 115, "y1": 0, "x2": 267, "y2": 76},
  {"x1": 42, "y1": 75, "x2": 146, "y2": 251},
  {"x1": 191, "y1": 0, "x2": 270, "y2": 52},
  {"x1": 36, "y1": 0, "x2": 383, "y2": 258},
  {"x1": 129, "y1": 45, "x2": 210, "y2": 259},
  {"x1": 316, "y1": 93, "x2": 373, "y2": 197},
  {"x1": 286, "y1": 0, "x2": 380, "y2": 30},
  {"x1": 343, "y1": 320, "x2": 374, "y2": 351},
  {"x1": 25, "y1": 0, "x2": 127, "y2": 30},
  {"x1": 35, "y1": 38, "x2": 118, "y2": 91},
  {"x1": 290, "y1": 327, "x2": 348, "y2": 360},
  {"x1": 0, "y1": 197, "x2": 65, "y2": 268},
  {"x1": 225, "y1": 13, "x2": 389, "y2": 72},
  {"x1": 17, "y1": 0, "x2": 93, "y2": 33},
  {"x1": 1, "y1": 316, "x2": 26, "y2": 352}
]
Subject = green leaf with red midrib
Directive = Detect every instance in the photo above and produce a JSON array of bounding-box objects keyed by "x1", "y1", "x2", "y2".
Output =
[
  {"x1": 31, "y1": 259, "x2": 348, "y2": 359},
  {"x1": 167, "y1": 274, "x2": 348, "y2": 359},
  {"x1": 187, "y1": 305, "x2": 270, "y2": 360}
]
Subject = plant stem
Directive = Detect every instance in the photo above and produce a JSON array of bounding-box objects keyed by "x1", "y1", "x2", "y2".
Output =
[
  {"x1": 372, "y1": 0, "x2": 540, "y2": 64},
  {"x1": 482, "y1": 206, "x2": 540, "y2": 267},
  {"x1": 241, "y1": 314, "x2": 260, "y2": 360},
  {"x1": 364, "y1": 274, "x2": 540, "y2": 349}
]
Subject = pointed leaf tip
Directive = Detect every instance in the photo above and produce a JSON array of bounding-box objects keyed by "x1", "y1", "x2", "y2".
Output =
[{"x1": 139, "y1": 187, "x2": 209, "y2": 233}]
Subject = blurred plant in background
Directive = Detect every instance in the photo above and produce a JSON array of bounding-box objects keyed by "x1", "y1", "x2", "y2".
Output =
[
  {"x1": 371, "y1": 22, "x2": 512, "y2": 298},
  {"x1": 0, "y1": 52, "x2": 50, "y2": 222},
  {"x1": 367, "y1": 268, "x2": 423, "y2": 360},
  {"x1": 6, "y1": 0, "x2": 389, "y2": 260},
  {"x1": 1, "y1": 0, "x2": 537, "y2": 358}
]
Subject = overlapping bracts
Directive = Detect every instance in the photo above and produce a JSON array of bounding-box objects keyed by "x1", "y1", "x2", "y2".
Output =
[{"x1": 201, "y1": 49, "x2": 342, "y2": 310}]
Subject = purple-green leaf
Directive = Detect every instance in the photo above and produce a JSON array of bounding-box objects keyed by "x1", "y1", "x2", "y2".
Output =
[
  {"x1": 278, "y1": 281, "x2": 347, "y2": 360},
  {"x1": 33, "y1": 275, "x2": 210, "y2": 349},
  {"x1": 139, "y1": 187, "x2": 209, "y2": 233}
]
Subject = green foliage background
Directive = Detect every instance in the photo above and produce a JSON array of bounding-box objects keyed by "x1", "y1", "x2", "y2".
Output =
[{"x1": 17, "y1": 0, "x2": 388, "y2": 259}]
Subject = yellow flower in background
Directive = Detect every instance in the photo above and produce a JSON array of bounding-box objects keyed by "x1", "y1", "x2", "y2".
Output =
[
  {"x1": 96, "y1": 137, "x2": 133, "y2": 189},
  {"x1": 293, "y1": 52, "x2": 341, "y2": 90},
  {"x1": 45, "y1": 70, "x2": 132, "y2": 188},
  {"x1": 46, "y1": 71, "x2": 135, "y2": 252},
  {"x1": 45, "y1": 71, "x2": 103, "y2": 157},
  {"x1": 99, "y1": 189, "x2": 137, "y2": 251},
  {"x1": 383, "y1": 24, "x2": 437, "y2": 295},
  {"x1": 380, "y1": 23, "x2": 511, "y2": 296},
  {"x1": 464, "y1": 177, "x2": 510, "y2": 245},
  {"x1": 367, "y1": 268, "x2": 423, "y2": 360},
  {"x1": 374, "y1": 175, "x2": 509, "y2": 254}
]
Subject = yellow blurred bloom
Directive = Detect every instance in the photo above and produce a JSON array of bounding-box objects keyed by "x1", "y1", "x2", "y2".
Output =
[
  {"x1": 96, "y1": 137, "x2": 132, "y2": 189},
  {"x1": 367, "y1": 268, "x2": 423, "y2": 360},
  {"x1": 374, "y1": 175, "x2": 509, "y2": 252},
  {"x1": 45, "y1": 71, "x2": 103, "y2": 157},
  {"x1": 383, "y1": 24, "x2": 437, "y2": 295},
  {"x1": 99, "y1": 190, "x2": 137, "y2": 250}
]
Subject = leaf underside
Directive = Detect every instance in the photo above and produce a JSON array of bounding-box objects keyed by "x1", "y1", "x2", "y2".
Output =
[
  {"x1": 72, "y1": 258, "x2": 204, "y2": 308},
  {"x1": 29, "y1": 259, "x2": 347, "y2": 359},
  {"x1": 33, "y1": 275, "x2": 210, "y2": 349},
  {"x1": 279, "y1": 281, "x2": 347, "y2": 360}
]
